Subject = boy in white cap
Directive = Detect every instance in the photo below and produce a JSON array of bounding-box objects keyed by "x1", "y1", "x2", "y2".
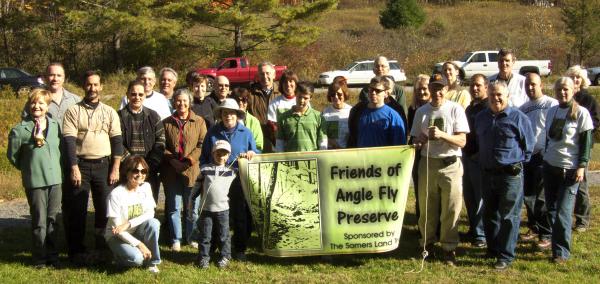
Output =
[{"x1": 195, "y1": 140, "x2": 237, "y2": 269}]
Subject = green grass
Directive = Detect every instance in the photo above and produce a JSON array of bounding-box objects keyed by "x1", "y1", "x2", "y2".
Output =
[{"x1": 1, "y1": 188, "x2": 599, "y2": 282}]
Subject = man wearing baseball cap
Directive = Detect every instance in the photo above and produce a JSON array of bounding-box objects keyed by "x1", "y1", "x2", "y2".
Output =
[{"x1": 410, "y1": 73, "x2": 470, "y2": 266}]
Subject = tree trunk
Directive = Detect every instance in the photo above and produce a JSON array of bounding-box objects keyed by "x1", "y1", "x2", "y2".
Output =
[
  {"x1": 234, "y1": 25, "x2": 242, "y2": 56},
  {"x1": 112, "y1": 33, "x2": 123, "y2": 72}
]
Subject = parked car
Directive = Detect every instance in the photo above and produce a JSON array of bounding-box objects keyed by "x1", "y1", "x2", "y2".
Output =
[
  {"x1": 433, "y1": 50, "x2": 552, "y2": 80},
  {"x1": 587, "y1": 66, "x2": 600, "y2": 86},
  {"x1": 317, "y1": 60, "x2": 407, "y2": 86},
  {"x1": 196, "y1": 57, "x2": 287, "y2": 89},
  {"x1": 0, "y1": 67, "x2": 44, "y2": 97}
]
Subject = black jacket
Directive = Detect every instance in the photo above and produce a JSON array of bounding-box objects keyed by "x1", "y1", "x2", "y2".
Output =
[
  {"x1": 575, "y1": 89, "x2": 600, "y2": 131},
  {"x1": 118, "y1": 106, "x2": 165, "y2": 172}
]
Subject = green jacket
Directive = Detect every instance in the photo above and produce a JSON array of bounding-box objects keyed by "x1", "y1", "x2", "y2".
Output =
[
  {"x1": 7, "y1": 117, "x2": 62, "y2": 189},
  {"x1": 244, "y1": 112, "x2": 264, "y2": 152}
]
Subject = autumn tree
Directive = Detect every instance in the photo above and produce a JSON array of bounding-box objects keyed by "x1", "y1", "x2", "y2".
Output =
[
  {"x1": 562, "y1": 0, "x2": 600, "y2": 65},
  {"x1": 165, "y1": 0, "x2": 338, "y2": 56}
]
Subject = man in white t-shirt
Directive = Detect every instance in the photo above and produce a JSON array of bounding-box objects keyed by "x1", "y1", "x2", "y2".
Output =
[
  {"x1": 518, "y1": 73, "x2": 557, "y2": 249},
  {"x1": 410, "y1": 74, "x2": 469, "y2": 266},
  {"x1": 489, "y1": 49, "x2": 528, "y2": 108},
  {"x1": 120, "y1": 67, "x2": 172, "y2": 120}
]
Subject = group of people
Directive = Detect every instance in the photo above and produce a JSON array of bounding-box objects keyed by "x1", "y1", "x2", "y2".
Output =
[{"x1": 6, "y1": 48, "x2": 598, "y2": 273}]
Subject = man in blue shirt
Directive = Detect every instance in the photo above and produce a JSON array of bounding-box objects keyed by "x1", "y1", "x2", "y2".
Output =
[
  {"x1": 353, "y1": 76, "x2": 406, "y2": 147},
  {"x1": 475, "y1": 81, "x2": 534, "y2": 270}
]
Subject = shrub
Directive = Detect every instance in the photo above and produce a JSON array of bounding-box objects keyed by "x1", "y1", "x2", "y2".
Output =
[{"x1": 379, "y1": 0, "x2": 426, "y2": 29}]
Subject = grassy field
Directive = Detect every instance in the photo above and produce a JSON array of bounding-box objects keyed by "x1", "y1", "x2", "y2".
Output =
[{"x1": 0, "y1": 186, "x2": 599, "y2": 283}]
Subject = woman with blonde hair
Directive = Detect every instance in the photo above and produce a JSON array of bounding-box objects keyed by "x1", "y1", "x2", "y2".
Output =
[
  {"x1": 565, "y1": 65, "x2": 599, "y2": 232},
  {"x1": 8, "y1": 88, "x2": 62, "y2": 268},
  {"x1": 441, "y1": 61, "x2": 470, "y2": 109},
  {"x1": 543, "y1": 77, "x2": 593, "y2": 263}
]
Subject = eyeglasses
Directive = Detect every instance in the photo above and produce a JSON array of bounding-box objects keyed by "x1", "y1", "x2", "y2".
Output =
[
  {"x1": 128, "y1": 93, "x2": 145, "y2": 97},
  {"x1": 130, "y1": 168, "x2": 148, "y2": 175},
  {"x1": 369, "y1": 87, "x2": 385, "y2": 94},
  {"x1": 218, "y1": 84, "x2": 230, "y2": 88}
]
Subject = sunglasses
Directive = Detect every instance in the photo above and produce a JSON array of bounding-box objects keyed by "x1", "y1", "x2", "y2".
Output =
[
  {"x1": 369, "y1": 87, "x2": 386, "y2": 94},
  {"x1": 129, "y1": 92, "x2": 145, "y2": 97},
  {"x1": 130, "y1": 168, "x2": 148, "y2": 175},
  {"x1": 237, "y1": 98, "x2": 248, "y2": 103}
]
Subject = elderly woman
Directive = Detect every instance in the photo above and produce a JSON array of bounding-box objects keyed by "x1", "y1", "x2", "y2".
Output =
[
  {"x1": 441, "y1": 61, "x2": 470, "y2": 109},
  {"x1": 201, "y1": 98, "x2": 259, "y2": 261},
  {"x1": 543, "y1": 77, "x2": 594, "y2": 263},
  {"x1": 190, "y1": 72, "x2": 219, "y2": 129},
  {"x1": 8, "y1": 89, "x2": 62, "y2": 268},
  {"x1": 322, "y1": 76, "x2": 352, "y2": 149},
  {"x1": 105, "y1": 156, "x2": 160, "y2": 273},
  {"x1": 162, "y1": 89, "x2": 207, "y2": 251},
  {"x1": 231, "y1": 87, "x2": 264, "y2": 151},
  {"x1": 565, "y1": 65, "x2": 600, "y2": 232}
]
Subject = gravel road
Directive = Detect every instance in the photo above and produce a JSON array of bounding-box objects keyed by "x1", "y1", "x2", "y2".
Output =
[{"x1": 2, "y1": 171, "x2": 599, "y2": 229}]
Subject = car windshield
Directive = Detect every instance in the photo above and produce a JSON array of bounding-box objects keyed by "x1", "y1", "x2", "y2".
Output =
[
  {"x1": 390, "y1": 62, "x2": 400, "y2": 70},
  {"x1": 459, "y1": 52, "x2": 473, "y2": 62},
  {"x1": 344, "y1": 62, "x2": 358, "y2": 71}
]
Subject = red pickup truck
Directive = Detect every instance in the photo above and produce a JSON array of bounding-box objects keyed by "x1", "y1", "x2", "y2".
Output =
[{"x1": 196, "y1": 57, "x2": 287, "y2": 87}]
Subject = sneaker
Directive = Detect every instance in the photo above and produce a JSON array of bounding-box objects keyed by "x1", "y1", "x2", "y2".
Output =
[
  {"x1": 573, "y1": 225, "x2": 587, "y2": 233},
  {"x1": 494, "y1": 260, "x2": 510, "y2": 271},
  {"x1": 190, "y1": 241, "x2": 199, "y2": 249},
  {"x1": 442, "y1": 250, "x2": 456, "y2": 266},
  {"x1": 172, "y1": 242, "x2": 181, "y2": 252},
  {"x1": 520, "y1": 230, "x2": 537, "y2": 241},
  {"x1": 216, "y1": 257, "x2": 230, "y2": 268},
  {"x1": 232, "y1": 252, "x2": 247, "y2": 261},
  {"x1": 198, "y1": 258, "x2": 210, "y2": 269},
  {"x1": 147, "y1": 265, "x2": 160, "y2": 274},
  {"x1": 537, "y1": 239, "x2": 551, "y2": 250},
  {"x1": 472, "y1": 240, "x2": 487, "y2": 248}
]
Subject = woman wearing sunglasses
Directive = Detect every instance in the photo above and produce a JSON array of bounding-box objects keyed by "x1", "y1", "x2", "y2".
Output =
[
  {"x1": 322, "y1": 76, "x2": 352, "y2": 149},
  {"x1": 105, "y1": 155, "x2": 161, "y2": 273}
]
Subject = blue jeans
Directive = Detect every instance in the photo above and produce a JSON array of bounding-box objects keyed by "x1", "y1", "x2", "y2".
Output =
[
  {"x1": 523, "y1": 154, "x2": 551, "y2": 240},
  {"x1": 481, "y1": 170, "x2": 523, "y2": 263},
  {"x1": 107, "y1": 218, "x2": 161, "y2": 267},
  {"x1": 165, "y1": 179, "x2": 199, "y2": 244},
  {"x1": 543, "y1": 163, "x2": 579, "y2": 259},
  {"x1": 574, "y1": 166, "x2": 590, "y2": 227},
  {"x1": 198, "y1": 210, "x2": 231, "y2": 261},
  {"x1": 462, "y1": 156, "x2": 485, "y2": 242}
]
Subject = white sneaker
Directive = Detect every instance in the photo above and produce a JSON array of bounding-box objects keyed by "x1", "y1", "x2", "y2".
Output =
[
  {"x1": 190, "y1": 241, "x2": 199, "y2": 249},
  {"x1": 172, "y1": 242, "x2": 181, "y2": 252},
  {"x1": 148, "y1": 265, "x2": 160, "y2": 274}
]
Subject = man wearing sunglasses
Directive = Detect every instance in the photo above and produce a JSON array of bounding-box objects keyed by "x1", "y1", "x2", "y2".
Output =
[
  {"x1": 348, "y1": 76, "x2": 406, "y2": 148},
  {"x1": 118, "y1": 80, "x2": 166, "y2": 203}
]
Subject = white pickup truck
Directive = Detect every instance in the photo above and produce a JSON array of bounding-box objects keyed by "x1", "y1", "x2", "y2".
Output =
[{"x1": 434, "y1": 50, "x2": 552, "y2": 80}]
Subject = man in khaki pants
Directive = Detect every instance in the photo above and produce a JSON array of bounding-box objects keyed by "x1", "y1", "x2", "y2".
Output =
[{"x1": 410, "y1": 74, "x2": 469, "y2": 266}]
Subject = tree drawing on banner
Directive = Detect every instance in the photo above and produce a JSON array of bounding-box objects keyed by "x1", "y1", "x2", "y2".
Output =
[{"x1": 247, "y1": 159, "x2": 322, "y2": 251}]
